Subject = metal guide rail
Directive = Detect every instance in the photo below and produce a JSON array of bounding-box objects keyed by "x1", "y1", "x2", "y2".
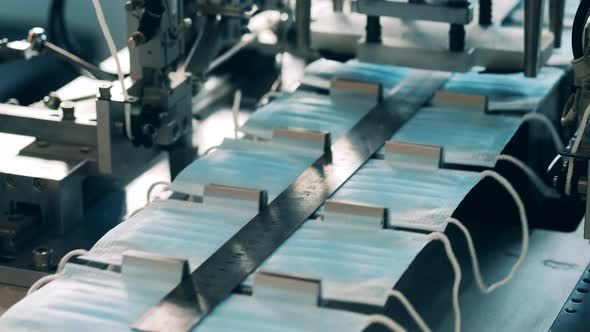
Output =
[{"x1": 133, "y1": 71, "x2": 451, "y2": 332}]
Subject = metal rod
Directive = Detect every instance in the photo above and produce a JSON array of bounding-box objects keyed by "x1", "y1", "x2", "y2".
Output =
[
  {"x1": 523, "y1": 0, "x2": 545, "y2": 77},
  {"x1": 295, "y1": 0, "x2": 311, "y2": 52},
  {"x1": 44, "y1": 41, "x2": 118, "y2": 81},
  {"x1": 549, "y1": 0, "x2": 566, "y2": 48}
]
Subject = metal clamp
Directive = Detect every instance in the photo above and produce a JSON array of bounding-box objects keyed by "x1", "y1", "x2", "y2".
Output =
[
  {"x1": 203, "y1": 183, "x2": 268, "y2": 214},
  {"x1": 432, "y1": 90, "x2": 488, "y2": 112},
  {"x1": 272, "y1": 127, "x2": 331, "y2": 153},
  {"x1": 323, "y1": 199, "x2": 388, "y2": 229},
  {"x1": 330, "y1": 79, "x2": 383, "y2": 107},
  {"x1": 385, "y1": 140, "x2": 444, "y2": 170},
  {"x1": 253, "y1": 271, "x2": 322, "y2": 306}
]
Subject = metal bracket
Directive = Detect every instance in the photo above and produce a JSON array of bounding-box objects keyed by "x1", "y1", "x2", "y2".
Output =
[
  {"x1": 329, "y1": 79, "x2": 383, "y2": 107},
  {"x1": 122, "y1": 250, "x2": 190, "y2": 291},
  {"x1": 203, "y1": 183, "x2": 268, "y2": 214},
  {"x1": 352, "y1": 0, "x2": 474, "y2": 25},
  {"x1": 431, "y1": 90, "x2": 488, "y2": 112},
  {"x1": 323, "y1": 199, "x2": 387, "y2": 229},
  {"x1": 272, "y1": 127, "x2": 331, "y2": 153},
  {"x1": 253, "y1": 271, "x2": 322, "y2": 306},
  {"x1": 385, "y1": 140, "x2": 444, "y2": 170}
]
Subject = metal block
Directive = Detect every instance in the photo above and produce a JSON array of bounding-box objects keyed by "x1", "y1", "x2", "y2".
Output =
[
  {"x1": 0, "y1": 155, "x2": 86, "y2": 235},
  {"x1": 0, "y1": 103, "x2": 96, "y2": 146}
]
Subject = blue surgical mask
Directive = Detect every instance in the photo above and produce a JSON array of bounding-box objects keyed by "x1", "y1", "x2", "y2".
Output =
[
  {"x1": 241, "y1": 91, "x2": 372, "y2": 141},
  {"x1": 380, "y1": 107, "x2": 523, "y2": 168},
  {"x1": 86, "y1": 199, "x2": 257, "y2": 269},
  {"x1": 0, "y1": 263, "x2": 369, "y2": 332},
  {"x1": 302, "y1": 58, "x2": 413, "y2": 92},
  {"x1": 171, "y1": 138, "x2": 322, "y2": 201},
  {"x1": 329, "y1": 159, "x2": 480, "y2": 232},
  {"x1": 87, "y1": 197, "x2": 428, "y2": 310},
  {"x1": 442, "y1": 67, "x2": 564, "y2": 112},
  {"x1": 242, "y1": 219, "x2": 428, "y2": 309}
]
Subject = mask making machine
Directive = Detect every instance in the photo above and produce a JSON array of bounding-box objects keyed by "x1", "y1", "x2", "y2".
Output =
[{"x1": 1, "y1": 0, "x2": 590, "y2": 332}]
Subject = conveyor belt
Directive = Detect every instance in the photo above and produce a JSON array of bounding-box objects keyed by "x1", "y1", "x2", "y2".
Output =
[{"x1": 132, "y1": 72, "x2": 451, "y2": 331}]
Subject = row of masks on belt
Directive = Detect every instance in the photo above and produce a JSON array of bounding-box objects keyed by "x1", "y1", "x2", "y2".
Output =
[{"x1": 0, "y1": 260, "x2": 371, "y2": 332}]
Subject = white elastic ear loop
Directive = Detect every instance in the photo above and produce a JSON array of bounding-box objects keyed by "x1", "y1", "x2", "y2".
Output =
[
  {"x1": 27, "y1": 249, "x2": 89, "y2": 295},
  {"x1": 146, "y1": 181, "x2": 171, "y2": 204},
  {"x1": 127, "y1": 180, "x2": 171, "y2": 219},
  {"x1": 447, "y1": 170, "x2": 528, "y2": 294},
  {"x1": 426, "y1": 232, "x2": 462, "y2": 332},
  {"x1": 521, "y1": 113, "x2": 564, "y2": 152},
  {"x1": 495, "y1": 154, "x2": 554, "y2": 196},
  {"x1": 387, "y1": 290, "x2": 432, "y2": 332},
  {"x1": 365, "y1": 315, "x2": 407, "y2": 332}
]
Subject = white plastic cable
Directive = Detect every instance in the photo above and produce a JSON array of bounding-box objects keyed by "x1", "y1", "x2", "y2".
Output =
[
  {"x1": 521, "y1": 113, "x2": 564, "y2": 152},
  {"x1": 566, "y1": 102, "x2": 590, "y2": 195},
  {"x1": 447, "y1": 170, "x2": 528, "y2": 294},
  {"x1": 91, "y1": 0, "x2": 133, "y2": 139},
  {"x1": 27, "y1": 249, "x2": 89, "y2": 295},
  {"x1": 91, "y1": 0, "x2": 127, "y2": 101},
  {"x1": 365, "y1": 314, "x2": 407, "y2": 332},
  {"x1": 426, "y1": 232, "x2": 462, "y2": 332},
  {"x1": 387, "y1": 290, "x2": 431, "y2": 332}
]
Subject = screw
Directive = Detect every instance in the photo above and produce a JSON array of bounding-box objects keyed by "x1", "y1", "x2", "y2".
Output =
[
  {"x1": 32, "y1": 246, "x2": 53, "y2": 271},
  {"x1": 80, "y1": 146, "x2": 91, "y2": 154},
  {"x1": 32, "y1": 178, "x2": 46, "y2": 192},
  {"x1": 5, "y1": 175, "x2": 17, "y2": 189}
]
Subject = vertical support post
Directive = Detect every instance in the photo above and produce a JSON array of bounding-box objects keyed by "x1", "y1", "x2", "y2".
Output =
[
  {"x1": 479, "y1": 0, "x2": 493, "y2": 26},
  {"x1": 366, "y1": 16, "x2": 382, "y2": 43},
  {"x1": 524, "y1": 0, "x2": 545, "y2": 77},
  {"x1": 448, "y1": 0, "x2": 468, "y2": 52},
  {"x1": 295, "y1": 0, "x2": 312, "y2": 53},
  {"x1": 549, "y1": 0, "x2": 565, "y2": 48}
]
